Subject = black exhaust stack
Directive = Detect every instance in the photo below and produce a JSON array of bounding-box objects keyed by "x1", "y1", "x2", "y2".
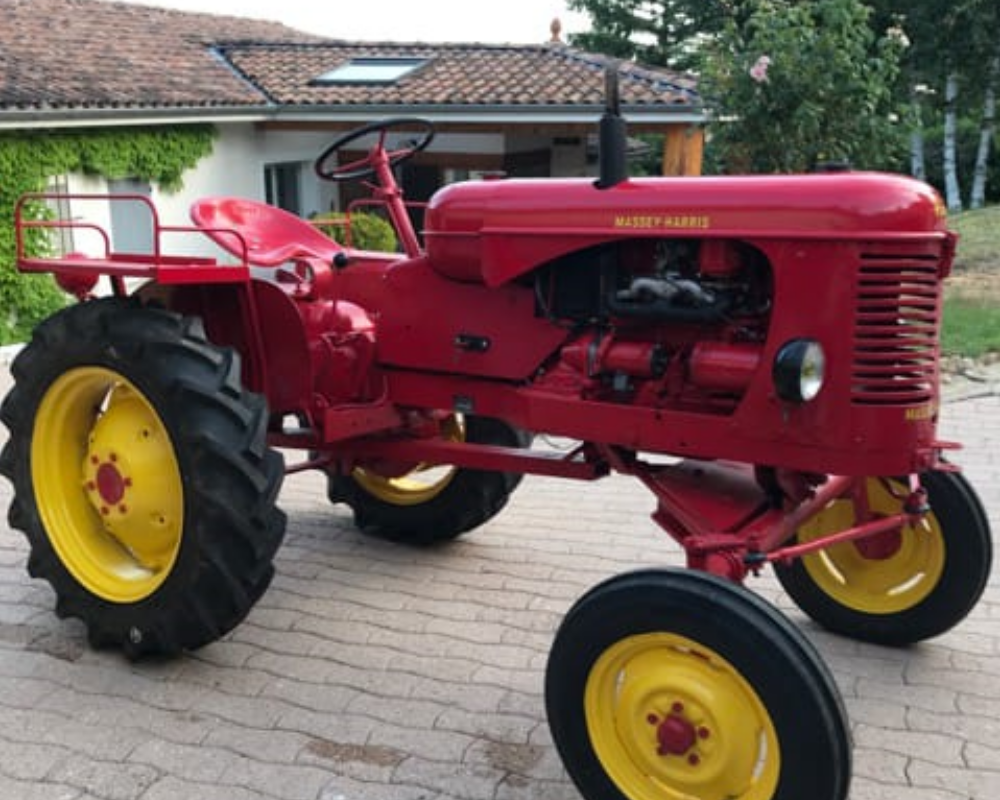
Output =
[{"x1": 597, "y1": 65, "x2": 628, "y2": 189}]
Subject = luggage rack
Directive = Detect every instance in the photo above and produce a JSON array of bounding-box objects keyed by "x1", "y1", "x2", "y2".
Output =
[{"x1": 15, "y1": 193, "x2": 251, "y2": 294}]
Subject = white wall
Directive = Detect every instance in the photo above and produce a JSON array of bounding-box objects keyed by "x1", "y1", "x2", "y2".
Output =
[
  {"x1": 152, "y1": 123, "x2": 263, "y2": 225},
  {"x1": 150, "y1": 124, "x2": 264, "y2": 260},
  {"x1": 57, "y1": 123, "x2": 583, "y2": 267},
  {"x1": 64, "y1": 173, "x2": 113, "y2": 257}
]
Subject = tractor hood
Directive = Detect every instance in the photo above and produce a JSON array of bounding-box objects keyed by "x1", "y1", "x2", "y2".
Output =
[{"x1": 423, "y1": 173, "x2": 949, "y2": 286}]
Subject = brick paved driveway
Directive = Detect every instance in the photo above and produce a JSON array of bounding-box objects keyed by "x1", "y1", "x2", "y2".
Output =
[{"x1": 0, "y1": 367, "x2": 997, "y2": 800}]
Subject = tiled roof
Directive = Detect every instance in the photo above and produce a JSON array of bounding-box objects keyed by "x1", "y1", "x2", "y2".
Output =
[
  {"x1": 0, "y1": 0, "x2": 316, "y2": 111},
  {"x1": 0, "y1": 0, "x2": 699, "y2": 117},
  {"x1": 222, "y1": 42, "x2": 699, "y2": 109}
]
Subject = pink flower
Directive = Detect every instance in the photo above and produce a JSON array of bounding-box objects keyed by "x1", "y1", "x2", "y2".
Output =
[{"x1": 749, "y1": 55, "x2": 771, "y2": 84}]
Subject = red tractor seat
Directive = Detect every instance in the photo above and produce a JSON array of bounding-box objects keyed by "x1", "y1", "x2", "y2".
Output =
[{"x1": 190, "y1": 197, "x2": 344, "y2": 267}]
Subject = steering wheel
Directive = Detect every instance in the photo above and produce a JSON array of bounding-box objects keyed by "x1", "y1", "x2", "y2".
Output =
[{"x1": 314, "y1": 118, "x2": 435, "y2": 182}]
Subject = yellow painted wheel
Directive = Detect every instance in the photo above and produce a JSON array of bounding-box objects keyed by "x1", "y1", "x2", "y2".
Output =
[
  {"x1": 546, "y1": 570, "x2": 851, "y2": 800},
  {"x1": 352, "y1": 416, "x2": 464, "y2": 506},
  {"x1": 585, "y1": 632, "x2": 779, "y2": 800},
  {"x1": 328, "y1": 415, "x2": 529, "y2": 544},
  {"x1": 1, "y1": 298, "x2": 287, "y2": 656},
  {"x1": 797, "y1": 478, "x2": 944, "y2": 614},
  {"x1": 775, "y1": 471, "x2": 992, "y2": 645},
  {"x1": 32, "y1": 367, "x2": 184, "y2": 603}
]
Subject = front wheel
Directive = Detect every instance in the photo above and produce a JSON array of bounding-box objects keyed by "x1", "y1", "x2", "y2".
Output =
[
  {"x1": 546, "y1": 569, "x2": 851, "y2": 800},
  {"x1": 0, "y1": 299, "x2": 286, "y2": 658},
  {"x1": 774, "y1": 471, "x2": 992, "y2": 645}
]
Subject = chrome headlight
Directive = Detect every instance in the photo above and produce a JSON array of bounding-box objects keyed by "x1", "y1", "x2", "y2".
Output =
[{"x1": 773, "y1": 339, "x2": 825, "y2": 403}]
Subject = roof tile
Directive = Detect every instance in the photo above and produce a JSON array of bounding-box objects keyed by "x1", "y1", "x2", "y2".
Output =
[
  {"x1": 222, "y1": 41, "x2": 697, "y2": 109},
  {"x1": 0, "y1": 0, "x2": 316, "y2": 111},
  {"x1": 0, "y1": 0, "x2": 699, "y2": 114}
]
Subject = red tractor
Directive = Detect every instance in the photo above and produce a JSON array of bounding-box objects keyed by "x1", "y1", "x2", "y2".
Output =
[{"x1": 2, "y1": 84, "x2": 991, "y2": 800}]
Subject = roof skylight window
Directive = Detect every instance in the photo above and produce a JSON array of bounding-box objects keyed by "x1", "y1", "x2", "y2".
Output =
[{"x1": 312, "y1": 57, "x2": 427, "y2": 85}]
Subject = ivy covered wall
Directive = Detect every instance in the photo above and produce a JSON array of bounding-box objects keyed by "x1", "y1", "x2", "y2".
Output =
[{"x1": 0, "y1": 125, "x2": 216, "y2": 343}]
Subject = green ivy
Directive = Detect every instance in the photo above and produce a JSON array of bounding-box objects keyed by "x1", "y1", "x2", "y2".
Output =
[{"x1": 0, "y1": 125, "x2": 216, "y2": 343}]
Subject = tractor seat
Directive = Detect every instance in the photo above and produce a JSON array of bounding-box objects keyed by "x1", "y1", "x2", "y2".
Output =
[{"x1": 190, "y1": 197, "x2": 344, "y2": 267}]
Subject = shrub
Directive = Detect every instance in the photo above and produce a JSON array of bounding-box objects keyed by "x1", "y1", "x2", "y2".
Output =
[{"x1": 312, "y1": 211, "x2": 398, "y2": 253}]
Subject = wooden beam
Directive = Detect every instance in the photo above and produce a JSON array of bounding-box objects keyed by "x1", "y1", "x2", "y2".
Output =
[{"x1": 662, "y1": 125, "x2": 705, "y2": 176}]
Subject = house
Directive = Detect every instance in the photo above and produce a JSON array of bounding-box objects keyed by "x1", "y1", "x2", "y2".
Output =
[{"x1": 1, "y1": 0, "x2": 704, "y2": 253}]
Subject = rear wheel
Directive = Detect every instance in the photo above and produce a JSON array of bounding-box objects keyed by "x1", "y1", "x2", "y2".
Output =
[
  {"x1": 774, "y1": 471, "x2": 992, "y2": 645},
  {"x1": 0, "y1": 298, "x2": 286, "y2": 658},
  {"x1": 546, "y1": 569, "x2": 851, "y2": 800},
  {"x1": 326, "y1": 415, "x2": 529, "y2": 544}
]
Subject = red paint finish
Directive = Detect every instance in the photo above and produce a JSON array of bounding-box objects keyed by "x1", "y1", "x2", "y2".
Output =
[
  {"x1": 424, "y1": 173, "x2": 949, "y2": 287},
  {"x1": 15, "y1": 124, "x2": 959, "y2": 586},
  {"x1": 657, "y1": 715, "x2": 697, "y2": 756},
  {"x1": 96, "y1": 463, "x2": 126, "y2": 505}
]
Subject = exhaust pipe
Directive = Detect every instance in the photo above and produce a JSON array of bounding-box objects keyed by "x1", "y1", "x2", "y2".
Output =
[{"x1": 597, "y1": 65, "x2": 628, "y2": 189}]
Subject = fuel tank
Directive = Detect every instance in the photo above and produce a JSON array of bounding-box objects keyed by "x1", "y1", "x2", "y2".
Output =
[{"x1": 423, "y1": 173, "x2": 950, "y2": 286}]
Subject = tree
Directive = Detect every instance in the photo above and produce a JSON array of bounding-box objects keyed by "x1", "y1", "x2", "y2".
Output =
[
  {"x1": 567, "y1": 0, "x2": 741, "y2": 70},
  {"x1": 698, "y1": 0, "x2": 906, "y2": 173},
  {"x1": 970, "y1": 52, "x2": 998, "y2": 209},
  {"x1": 869, "y1": 0, "x2": 1000, "y2": 209}
]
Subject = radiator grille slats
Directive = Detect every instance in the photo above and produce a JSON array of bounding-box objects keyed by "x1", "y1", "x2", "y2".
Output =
[{"x1": 851, "y1": 253, "x2": 940, "y2": 405}]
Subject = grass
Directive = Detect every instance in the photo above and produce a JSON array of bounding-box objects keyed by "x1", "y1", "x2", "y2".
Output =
[
  {"x1": 942, "y1": 205, "x2": 1000, "y2": 359},
  {"x1": 941, "y1": 295, "x2": 1000, "y2": 358},
  {"x1": 950, "y1": 205, "x2": 1000, "y2": 272}
]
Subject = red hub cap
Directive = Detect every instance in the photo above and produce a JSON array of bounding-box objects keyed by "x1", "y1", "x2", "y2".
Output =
[
  {"x1": 96, "y1": 461, "x2": 127, "y2": 505},
  {"x1": 657, "y1": 714, "x2": 697, "y2": 756},
  {"x1": 854, "y1": 527, "x2": 903, "y2": 560}
]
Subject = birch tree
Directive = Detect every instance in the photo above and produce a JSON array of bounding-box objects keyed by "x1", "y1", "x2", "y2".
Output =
[
  {"x1": 969, "y1": 46, "x2": 1000, "y2": 208},
  {"x1": 942, "y1": 68, "x2": 963, "y2": 211}
]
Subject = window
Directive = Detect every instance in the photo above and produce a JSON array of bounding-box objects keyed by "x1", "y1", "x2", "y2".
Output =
[
  {"x1": 108, "y1": 178, "x2": 153, "y2": 255},
  {"x1": 312, "y1": 57, "x2": 427, "y2": 85},
  {"x1": 264, "y1": 163, "x2": 302, "y2": 216},
  {"x1": 45, "y1": 175, "x2": 74, "y2": 256}
]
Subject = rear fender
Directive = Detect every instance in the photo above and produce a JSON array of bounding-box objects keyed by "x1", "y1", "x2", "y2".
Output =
[{"x1": 136, "y1": 281, "x2": 311, "y2": 416}]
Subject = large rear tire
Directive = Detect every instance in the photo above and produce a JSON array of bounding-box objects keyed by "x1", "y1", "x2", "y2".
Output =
[
  {"x1": 546, "y1": 569, "x2": 851, "y2": 800},
  {"x1": 0, "y1": 298, "x2": 286, "y2": 658},
  {"x1": 773, "y1": 471, "x2": 992, "y2": 645},
  {"x1": 327, "y1": 415, "x2": 529, "y2": 545}
]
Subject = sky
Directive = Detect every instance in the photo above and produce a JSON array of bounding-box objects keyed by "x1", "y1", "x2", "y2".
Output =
[{"x1": 116, "y1": 0, "x2": 590, "y2": 45}]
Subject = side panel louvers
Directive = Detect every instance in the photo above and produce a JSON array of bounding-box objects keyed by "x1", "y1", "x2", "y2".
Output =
[{"x1": 852, "y1": 250, "x2": 940, "y2": 405}]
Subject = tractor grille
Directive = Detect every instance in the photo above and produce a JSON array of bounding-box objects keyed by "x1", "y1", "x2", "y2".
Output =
[{"x1": 851, "y1": 250, "x2": 941, "y2": 405}]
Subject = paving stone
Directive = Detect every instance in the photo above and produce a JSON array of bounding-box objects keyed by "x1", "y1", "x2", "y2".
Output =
[
  {"x1": 0, "y1": 375, "x2": 998, "y2": 799},
  {"x1": 47, "y1": 755, "x2": 159, "y2": 800}
]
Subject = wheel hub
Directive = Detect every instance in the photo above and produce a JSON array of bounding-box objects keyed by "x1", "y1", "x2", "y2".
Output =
[
  {"x1": 797, "y1": 478, "x2": 947, "y2": 614},
  {"x1": 585, "y1": 632, "x2": 779, "y2": 800},
  {"x1": 853, "y1": 526, "x2": 902, "y2": 560},
  {"x1": 94, "y1": 458, "x2": 129, "y2": 508},
  {"x1": 31, "y1": 368, "x2": 185, "y2": 603},
  {"x1": 655, "y1": 712, "x2": 697, "y2": 756}
]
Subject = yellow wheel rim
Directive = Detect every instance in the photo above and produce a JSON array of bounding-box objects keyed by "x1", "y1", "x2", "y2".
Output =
[
  {"x1": 31, "y1": 367, "x2": 184, "y2": 603},
  {"x1": 584, "y1": 632, "x2": 780, "y2": 800},
  {"x1": 798, "y1": 478, "x2": 945, "y2": 614},
  {"x1": 353, "y1": 416, "x2": 464, "y2": 506}
]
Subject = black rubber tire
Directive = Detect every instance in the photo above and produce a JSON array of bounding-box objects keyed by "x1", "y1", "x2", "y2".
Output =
[
  {"x1": 327, "y1": 416, "x2": 529, "y2": 545},
  {"x1": 774, "y1": 470, "x2": 992, "y2": 646},
  {"x1": 0, "y1": 298, "x2": 286, "y2": 658},
  {"x1": 546, "y1": 569, "x2": 851, "y2": 800}
]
